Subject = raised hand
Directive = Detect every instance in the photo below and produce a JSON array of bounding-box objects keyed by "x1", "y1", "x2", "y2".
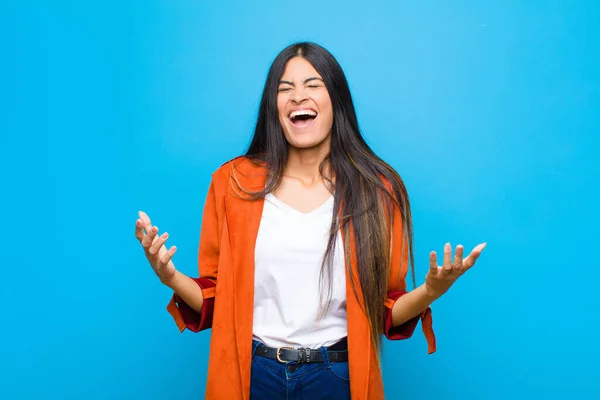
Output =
[
  {"x1": 135, "y1": 211, "x2": 177, "y2": 284},
  {"x1": 425, "y1": 242, "x2": 487, "y2": 299}
]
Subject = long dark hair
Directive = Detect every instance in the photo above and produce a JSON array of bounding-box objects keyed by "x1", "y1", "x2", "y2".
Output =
[{"x1": 243, "y1": 42, "x2": 415, "y2": 353}]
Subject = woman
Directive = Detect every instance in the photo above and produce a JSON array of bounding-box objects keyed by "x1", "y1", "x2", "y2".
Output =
[{"x1": 134, "y1": 42, "x2": 486, "y2": 399}]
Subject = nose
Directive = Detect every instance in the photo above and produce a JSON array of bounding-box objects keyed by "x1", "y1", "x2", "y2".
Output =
[{"x1": 291, "y1": 86, "x2": 308, "y2": 103}]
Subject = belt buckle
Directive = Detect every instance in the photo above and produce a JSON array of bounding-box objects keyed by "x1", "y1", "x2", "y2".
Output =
[{"x1": 276, "y1": 346, "x2": 294, "y2": 363}]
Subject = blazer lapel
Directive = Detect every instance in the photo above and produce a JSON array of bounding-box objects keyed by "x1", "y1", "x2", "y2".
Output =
[
  {"x1": 340, "y1": 221, "x2": 371, "y2": 398},
  {"x1": 223, "y1": 160, "x2": 267, "y2": 398}
]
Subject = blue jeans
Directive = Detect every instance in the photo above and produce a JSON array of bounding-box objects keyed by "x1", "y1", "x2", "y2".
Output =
[{"x1": 250, "y1": 340, "x2": 351, "y2": 400}]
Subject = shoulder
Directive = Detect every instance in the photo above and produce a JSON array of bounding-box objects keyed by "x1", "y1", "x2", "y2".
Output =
[
  {"x1": 211, "y1": 155, "x2": 248, "y2": 179},
  {"x1": 210, "y1": 155, "x2": 268, "y2": 193},
  {"x1": 378, "y1": 173, "x2": 396, "y2": 201},
  {"x1": 380, "y1": 174, "x2": 393, "y2": 190},
  {"x1": 212, "y1": 155, "x2": 266, "y2": 178}
]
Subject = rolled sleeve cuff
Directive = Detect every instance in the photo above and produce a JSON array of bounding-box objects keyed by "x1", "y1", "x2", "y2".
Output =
[
  {"x1": 384, "y1": 289, "x2": 437, "y2": 354},
  {"x1": 166, "y1": 278, "x2": 216, "y2": 333}
]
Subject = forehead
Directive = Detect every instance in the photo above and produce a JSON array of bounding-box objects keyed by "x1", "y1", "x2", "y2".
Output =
[{"x1": 280, "y1": 57, "x2": 322, "y2": 81}]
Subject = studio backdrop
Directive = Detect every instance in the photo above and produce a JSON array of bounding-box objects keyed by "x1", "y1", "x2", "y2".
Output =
[{"x1": 1, "y1": 1, "x2": 598, "y2": 399}]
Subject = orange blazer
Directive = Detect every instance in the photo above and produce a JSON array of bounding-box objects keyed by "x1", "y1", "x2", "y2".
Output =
[{"x1": 167, "y1": 156, "x2": 436, "y2": 399}]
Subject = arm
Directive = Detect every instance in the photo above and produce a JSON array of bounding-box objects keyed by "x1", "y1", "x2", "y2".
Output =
[
  {"x1": 392, "y1": 241, "x2": 486, "y2": 326},
  {"x1": 166, "y1": 178, "x2": 221, "y2": 332},
  {"x1": 383, "y1": 286, "x2": 437, "y2": 355},
  {"x1": 383, "y1": 287, "x2": 436, "y2": 355},
  {"x1": 384, "y1": 239, "x2": 486, "y2": 354},
  {"x1": 391, "y1": 283, "x2": 437, "y2": 326},
  {"x1": 381, "y1": 180, "x2": 437, "y2": 353},
  {"x1": 163, "y1": 270, "x2": 204, "y2": 313}
]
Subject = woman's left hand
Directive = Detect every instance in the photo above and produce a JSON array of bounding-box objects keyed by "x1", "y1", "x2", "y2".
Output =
[{"x1": 425, "y1": 242, "x2": 487, "y2": 299}]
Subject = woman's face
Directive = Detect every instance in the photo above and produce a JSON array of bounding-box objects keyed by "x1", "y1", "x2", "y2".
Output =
[{"x1": 277, "y1": 57, "x2": 334, "y2": 150}]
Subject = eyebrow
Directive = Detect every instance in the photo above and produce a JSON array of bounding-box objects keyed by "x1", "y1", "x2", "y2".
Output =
[{"x1": 279, "y1": 77, "x2": 324, "y2": 85}]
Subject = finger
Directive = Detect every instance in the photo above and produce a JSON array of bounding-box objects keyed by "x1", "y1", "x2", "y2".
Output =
[
  {"x1": 159, "y1": 246, "x2": 177, "y2": 265},
  {"x1": 138, "y1": 211, "x2": 152, "y2": 234},
  {"x1": 462, "y1": 242, "x2": 487, "y2": 270},
  {"x1": 134, "y1": 219, "x2": 145, "y2": 241},
  {"x1": 149, "y1": 232, "x2": 169, "y2": 255},
  {"x1": 141, "y1": 226, "x2": 159, "y2": 248},
  {"x1": 454, "y1": 244, "x2": 464, "y2": 270},
  {"x1": 429, "y1": 251, "x2": 438, "y2": 275},
  {"x1": 443, "y1": 243, "x2": 452, "y2": 271}
]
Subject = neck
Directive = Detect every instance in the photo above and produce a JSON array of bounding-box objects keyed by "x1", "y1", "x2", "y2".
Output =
[{"x1": 285, "y1": 140, "x2": 332, "y2": 185}]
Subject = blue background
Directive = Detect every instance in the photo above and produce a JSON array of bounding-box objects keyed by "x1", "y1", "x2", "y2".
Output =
[{"x1": 1, "y1": 1, "x2": 598, "y2": 399}]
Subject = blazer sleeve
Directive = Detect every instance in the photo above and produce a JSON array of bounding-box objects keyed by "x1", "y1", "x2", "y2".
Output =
[
  {"x1": 166, "y1": 178, "x2": 221, "y2": 333},
  {"x1": 383, "y1": 290, "x2": 436, "y2": 354},
  {"x1": 382, "y1": 183, "x2": 437, "y2": 354}
]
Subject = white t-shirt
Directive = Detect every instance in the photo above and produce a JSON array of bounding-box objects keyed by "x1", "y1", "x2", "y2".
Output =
[{"x1": 252, "y1": 192, "x2": 348, "y2": 349}]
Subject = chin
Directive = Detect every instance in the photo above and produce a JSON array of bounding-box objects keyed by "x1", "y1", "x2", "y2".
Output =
[{"x1": 285, "y1": 133, "x2": 330, "y2": 150}]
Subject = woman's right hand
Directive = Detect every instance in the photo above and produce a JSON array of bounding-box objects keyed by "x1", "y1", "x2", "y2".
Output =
[{"x1": 135, "y1": 211, "x2": 177, "y2": 284}]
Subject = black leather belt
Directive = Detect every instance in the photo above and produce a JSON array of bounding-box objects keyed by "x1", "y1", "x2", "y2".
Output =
[{"x1": 255, "y1": 337, "x2": 348, "y2": 364}]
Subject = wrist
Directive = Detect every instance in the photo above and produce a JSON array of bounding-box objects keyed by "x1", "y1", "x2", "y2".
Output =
[
  {"x1": 160, "y1": 269, "x2": 181, "y2": 289},
  {"x1": 423, "y1": 282, "x2": 444, "y2": 302}
]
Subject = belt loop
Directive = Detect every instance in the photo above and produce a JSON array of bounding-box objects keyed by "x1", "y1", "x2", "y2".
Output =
[
  {"x1": 251, "y1": 340, "x2": 261, "y2": 356},
  {"x1": 320, "y1": 345, "x2": 331, "y2": 368}
]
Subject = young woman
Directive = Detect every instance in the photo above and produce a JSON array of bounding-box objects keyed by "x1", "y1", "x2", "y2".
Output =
[{"x1": 134, "y1": 42, "x2": 486, "y2": 400}]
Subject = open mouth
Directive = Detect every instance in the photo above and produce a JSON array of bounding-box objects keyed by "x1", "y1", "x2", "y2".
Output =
[{"x1": 288, "y1": 109, "x2": 318, "y2": 128}]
